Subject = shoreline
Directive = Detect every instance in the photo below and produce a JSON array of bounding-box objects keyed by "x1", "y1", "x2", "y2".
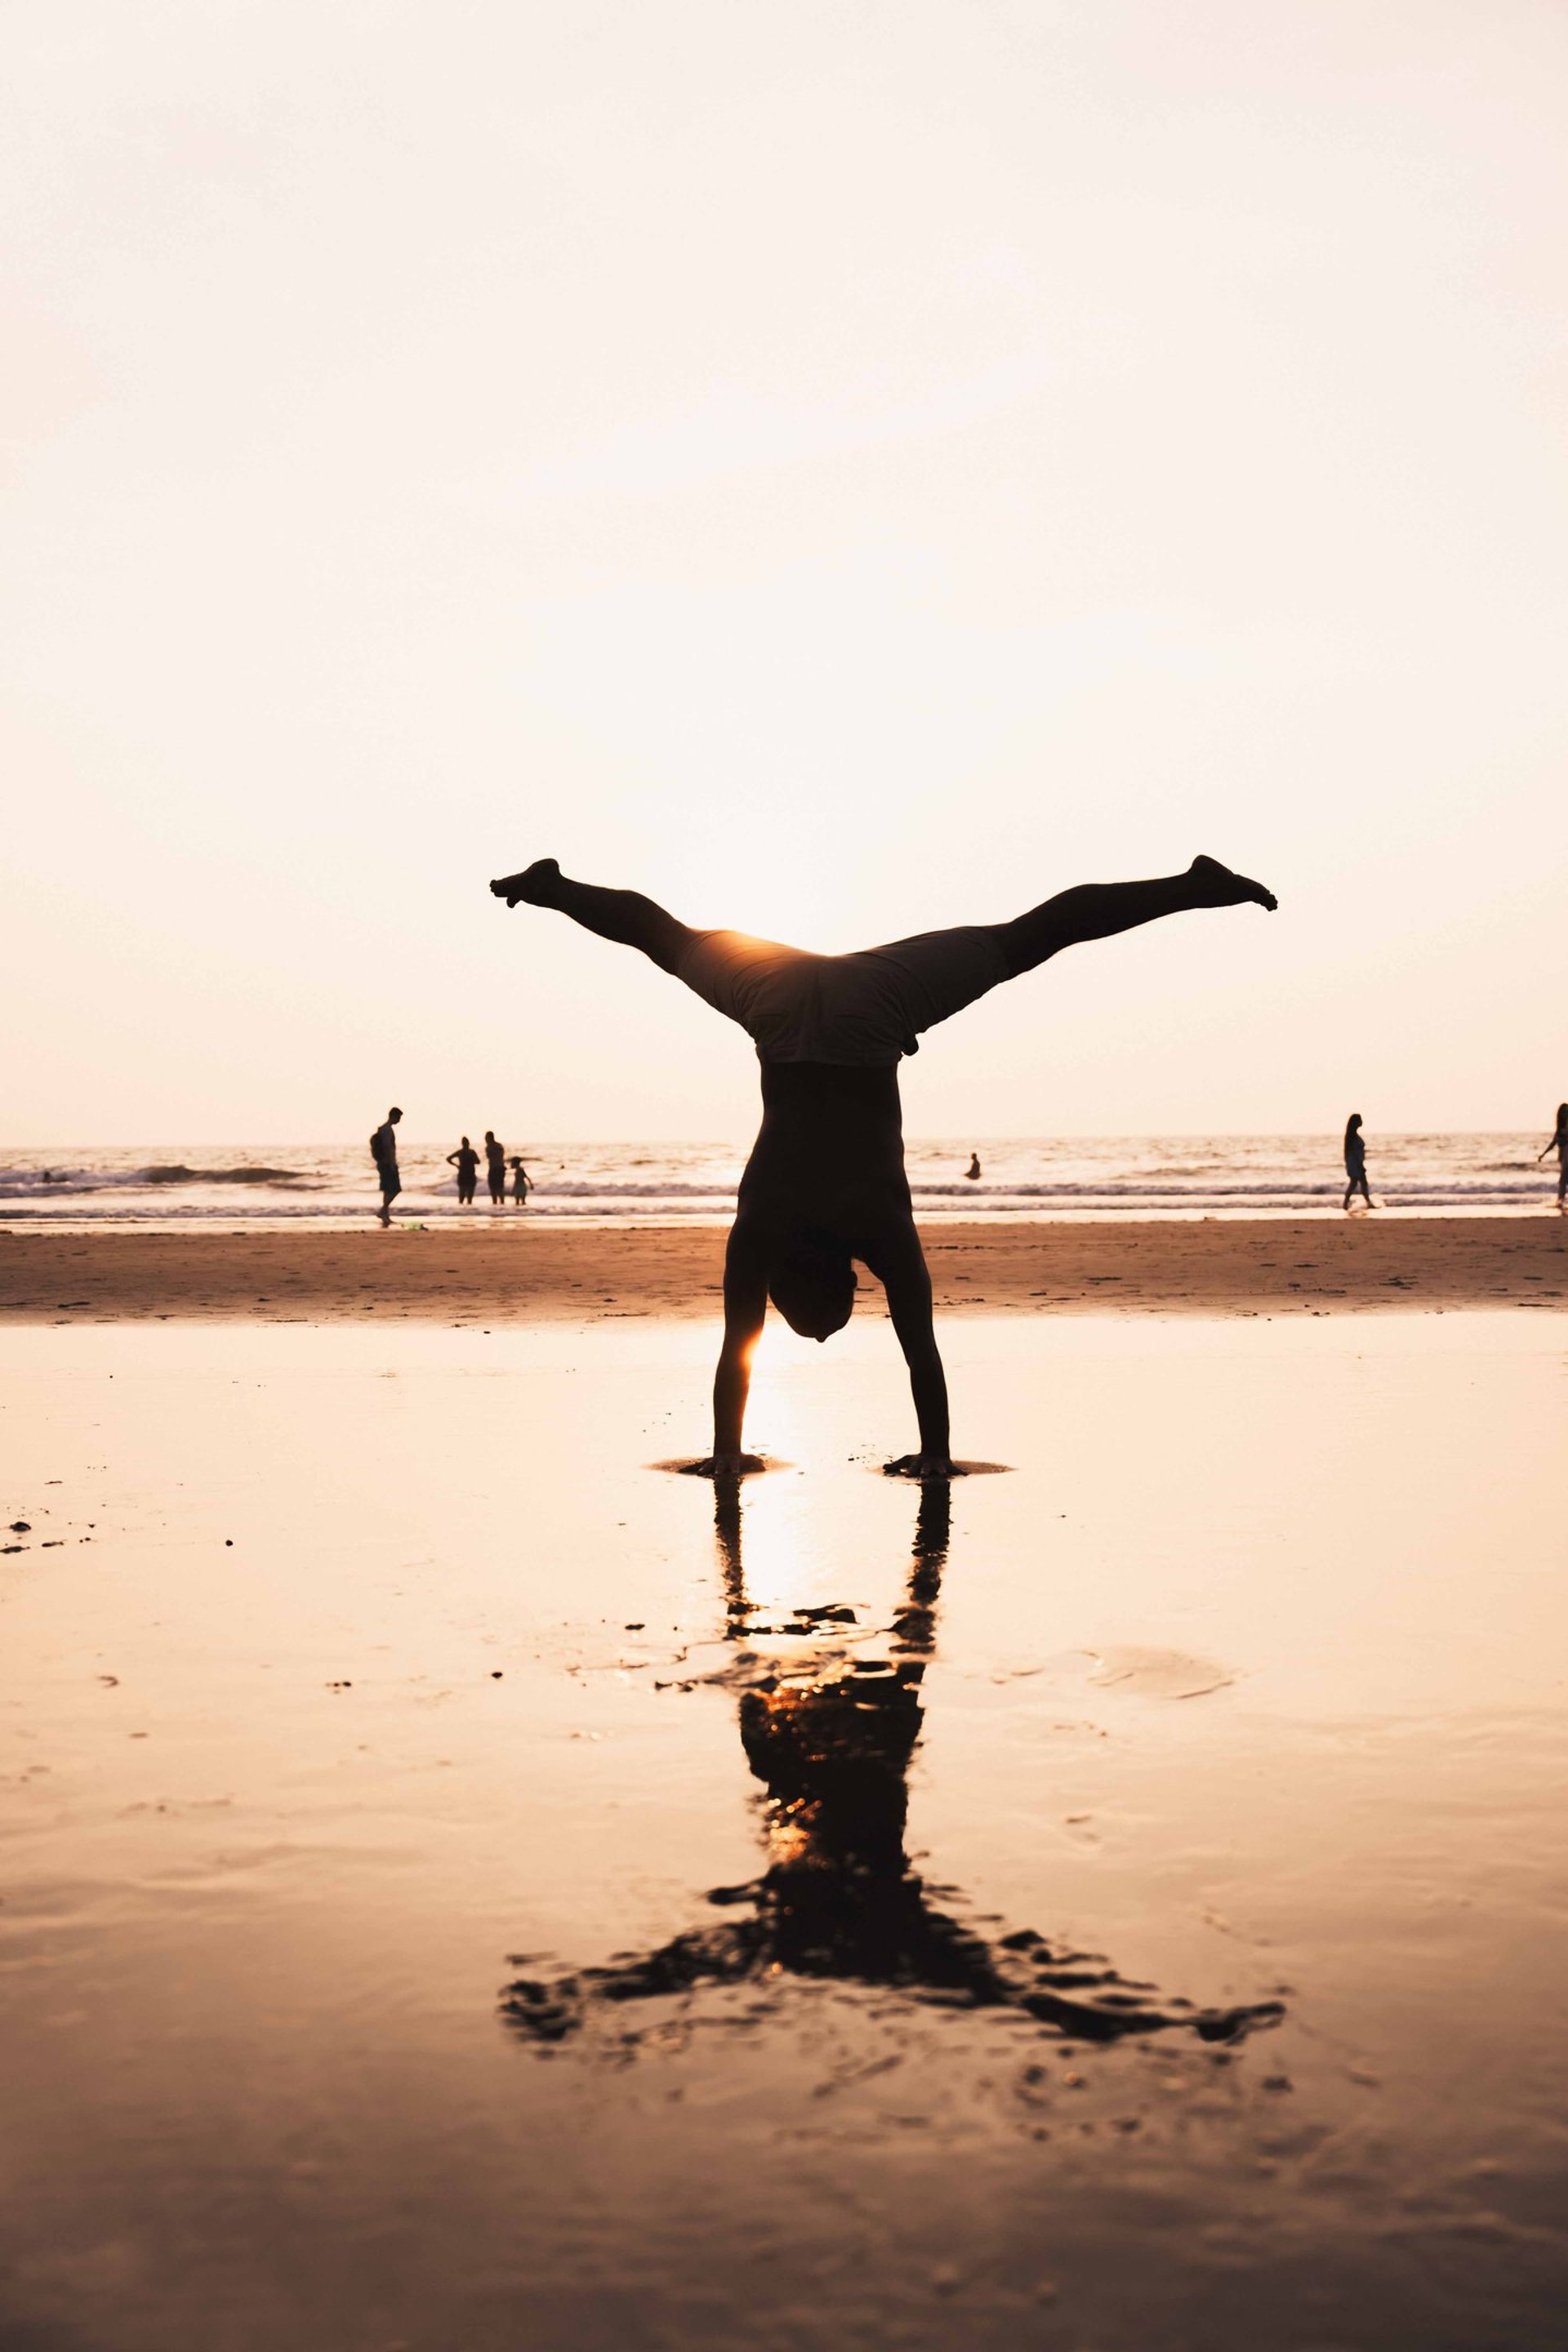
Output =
[{"x1": 2, "y1": 1215, "x2": 1563, "y2": 1323}]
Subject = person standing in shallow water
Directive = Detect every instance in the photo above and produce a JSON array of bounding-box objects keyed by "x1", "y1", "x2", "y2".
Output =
[
  {"x1": 484, "y1": 1130, "x2": 507, "y2": 1206},
  {"x1": 509, "y1": 1155, "x2": 532, "y2": 1207},
  {"x1": 491, "y1": 853, "x2": 1277, "y2": 1473},
  {"x1": 370, "y1": 1107, "x2": 402, "y2": 1227},
  {"x1": 448, "y1": 1135, "x2": 480, "y2": 1206},
  {"x1": 964, "y1": 1152, "x2": 982, "y2": 1181},
  {"x1": 1536, "y1": 1102, "x2": 1568, "y2": 1207},
  {"x1": 1343, "y1": 1113, "x2": 1374, "y2": 1211}
]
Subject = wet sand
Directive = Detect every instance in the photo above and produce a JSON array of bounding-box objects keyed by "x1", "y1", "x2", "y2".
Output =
[
  {"x1": 2, "y1": 1212, "x2": 1566, "y2": 1322},
  {"x1": 3, "y1": 1312, "x2": 1567, "y2": 2350}
]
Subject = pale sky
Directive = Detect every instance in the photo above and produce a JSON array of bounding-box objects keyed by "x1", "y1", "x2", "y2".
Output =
[{"x1": 5, "y1": 0, "x2": 1566, "y2": 1143}]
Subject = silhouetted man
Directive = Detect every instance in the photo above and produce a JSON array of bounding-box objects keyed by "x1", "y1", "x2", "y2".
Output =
[
  {"x1": 484, "y1": 1129, "x2": 507, "y2": 1206},
  {"x1": 492, "y1": 855, "x2": 1276, "y2": 1472},
  {"x1": 370, "y1": 1106, "x2": 402, "y2": 1227}
]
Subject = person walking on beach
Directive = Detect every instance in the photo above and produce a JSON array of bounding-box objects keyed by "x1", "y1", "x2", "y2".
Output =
[
  {"x1": 509, "y1": 1155, "x2": 533, "y2": 1207},
  {"x1": 484, "y1": 1130, "x2": 507, "y2": 1206},
  {"x1": 448, "y1": 1135, "x2": 480, "y2": 1206},
  {"x1": 1343, "y1": 1113, "x2": 1374, "y2": 1211},
  {"x1": 492, "y1": 853, "x2": 1276, "y2": 1474},
  {"x1": 370, "y1": 1107, "x2": 403, "y2": 1227},
  {"x1": 1536, "y1": 1102, "x2": 1568, "y2": 1207}
]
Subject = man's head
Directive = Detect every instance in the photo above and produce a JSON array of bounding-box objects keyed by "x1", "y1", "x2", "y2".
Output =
[
  {"x1": 768, "y1": 1229, "x2": 857, "y2": 1343},
  {"x1": 389, "y1": 1107, "x2": 403, "y2": 1124}
]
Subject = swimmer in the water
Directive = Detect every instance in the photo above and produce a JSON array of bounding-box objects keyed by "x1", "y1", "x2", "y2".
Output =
[
  {"x1": 492, "y1": 854, "x2": 1276, "y2": 1474},
  {"x1": 1536, "y1": 1102, "x2": 1568, "y2": 1207},
  {"x1": 964, "y1": 1152, "x2": 981, "y2": 1181},
  {"x1": 1343, "y1": 1113, "x2": 1374, "y2": 1211},
  {"x1": 447, "y1": 1135, "x2": 480, "y2": 1206}
]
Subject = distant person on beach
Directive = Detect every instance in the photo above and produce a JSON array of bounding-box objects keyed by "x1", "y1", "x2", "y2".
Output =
[
  {"x1": 509, "y1": 1156, "x2": 532, "y2": 1206},
  {"x1": 370, "y1": 1107, "x2": 403, "y2": 1227},
  {"x1": 448, "y1": 1136, "x2": 480, "y2": 1206},
  {"x1": 964, "y1": 1152, "x2": 982, "y2": 1181},
  {"x1": 1343, "y1": 1113, "x2": 1374, "y2": 1211},
  {"x1": 492, "y1": 853, "x2": 1276, "y2": 1473},
  {"x1": 484, "y1": 1130, "x2": 507, "y2": 1205},
  {"x1": 1537, "y1": 1102, "x2": 1568, "y2": 1207}
]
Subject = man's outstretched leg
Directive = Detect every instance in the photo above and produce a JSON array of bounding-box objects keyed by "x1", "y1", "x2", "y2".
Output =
[
  {"x1": 993, "y1": 856, "x2": 1275, "y2": 978},
  {"x1": 491, "y1": 859, "x2": 694, "y2": 977}
]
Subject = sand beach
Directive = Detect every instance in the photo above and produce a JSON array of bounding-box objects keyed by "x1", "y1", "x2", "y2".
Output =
[
  {"x1": 3, "y1": 1254, "x2": 1567, "y2": 2350},
  {"x1": 2, "y1": 1213, "x2": 1565, "y2": 1323}
]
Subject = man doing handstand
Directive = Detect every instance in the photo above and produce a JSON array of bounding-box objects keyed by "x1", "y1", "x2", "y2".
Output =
[{"x1": 491, "y1": 856, "x2": 1276, "y2": 1476}]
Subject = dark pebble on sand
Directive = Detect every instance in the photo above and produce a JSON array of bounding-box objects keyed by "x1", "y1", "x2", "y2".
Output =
[
  {"x1": 490, "y1": 1670, "x2": 503, "y2": 1678},
  {"x1": 10, "y1": 1521, "x2": 29, "y2": 1534}
]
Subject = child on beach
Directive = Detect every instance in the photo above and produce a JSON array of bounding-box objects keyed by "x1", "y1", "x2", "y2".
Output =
[
  {"x1": 492, "y1": 855, "x2": 1276, "y2": 1473},
  {"x1": 509, "y1": 1156, "x2": 532, "y2": 1206}
]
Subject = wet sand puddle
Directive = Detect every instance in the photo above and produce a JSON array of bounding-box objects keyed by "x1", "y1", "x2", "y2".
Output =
[{"x1": 2, "y1": 1315, "x2": 1567, "y2": 2350}]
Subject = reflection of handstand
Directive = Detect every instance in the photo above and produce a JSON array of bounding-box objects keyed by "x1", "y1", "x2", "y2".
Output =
[
  {"x1": 493, "y1": 855, "x2": 1276, "y2": 1472},
  {"x1": 501, "y1": 1479, "x2": 1283, "y2": 2051}
]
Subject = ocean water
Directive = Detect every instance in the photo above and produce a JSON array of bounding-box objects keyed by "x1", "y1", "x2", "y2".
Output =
[{"x1": 0, "y1": 1134, "x2": 1557, "y2": 1223}]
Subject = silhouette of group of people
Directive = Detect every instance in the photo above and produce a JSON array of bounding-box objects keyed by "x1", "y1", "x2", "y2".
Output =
[
  {"x1": 368, "y1": 1109, "x2": 532, "y2": 1225},
  {"x1": 448, "y1": 1130, "x2": 532, "y2": 1209}
]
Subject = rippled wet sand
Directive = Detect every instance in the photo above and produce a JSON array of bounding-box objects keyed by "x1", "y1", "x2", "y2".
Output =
[{"x1": 2, "y1": 1315, "x2": 1566, "y2": 2350}]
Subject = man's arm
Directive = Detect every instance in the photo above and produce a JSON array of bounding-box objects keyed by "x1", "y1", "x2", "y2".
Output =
[
  {"x1": 680, "y1": 1219, "x2": 770, "y2": 1477},
  {"x1": 870, "y1": 1223, "x2": 954, "y2": 1476}
]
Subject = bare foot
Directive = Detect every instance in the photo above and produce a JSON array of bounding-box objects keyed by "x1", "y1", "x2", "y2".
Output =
[
  {"x1": 490, "y1": 858, "x2": 561, "y2": 909},
  {"x1": 679, "y1": 1454, "x2": 768, "y2": 1479},
  {"x1": 882, "y1": 1454, "x2": 962, "y2": 1480},
  {"x1": 1188, "y1": 854, "x2": 1276, "y2": 912}
]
